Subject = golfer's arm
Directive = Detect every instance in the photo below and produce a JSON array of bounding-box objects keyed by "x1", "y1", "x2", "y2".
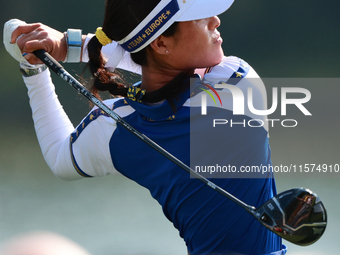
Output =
[
  {"x1": 23, "y1": 69, "x2": 83, "y2": 181},
  {"x1": 23, "y1": 69, "x2": 118, "y2": 180}
]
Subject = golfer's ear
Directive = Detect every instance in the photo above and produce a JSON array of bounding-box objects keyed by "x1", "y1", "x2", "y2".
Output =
[{"x1": 149, "y1": 35, "x2": 172, "y2": 55}]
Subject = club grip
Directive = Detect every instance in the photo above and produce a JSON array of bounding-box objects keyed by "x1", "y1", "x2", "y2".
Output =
[{"x1": 33, "y1": 49, "x2": 63, "y2": 74}]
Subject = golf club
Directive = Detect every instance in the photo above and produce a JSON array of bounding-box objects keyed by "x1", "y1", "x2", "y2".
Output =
[{"x1": 33, "y1": 49, "x2": 327, "y2": 246}]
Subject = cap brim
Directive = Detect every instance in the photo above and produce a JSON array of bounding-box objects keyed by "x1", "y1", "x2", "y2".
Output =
[{"x1": 176, "y1": 0, "x2": 234, "y2": 22}]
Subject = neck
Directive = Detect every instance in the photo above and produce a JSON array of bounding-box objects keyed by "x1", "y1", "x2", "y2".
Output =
[
  {"x1": 140, "y1": 66, "x2": 193, "y2": 92},
  {"x1": 141, "y1": 66, "x2": 205, "y2": 92}
]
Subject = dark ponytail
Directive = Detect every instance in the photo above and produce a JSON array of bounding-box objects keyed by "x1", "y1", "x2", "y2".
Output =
[
  {"x1": 87, "y1": 0, "x2": 190, "y2": 108},
  {"x1": 87, "y1": 35, "x2": 128, "y2": 99},
  {"x1": 86, "y1": 0, "x2": 160, "y2": 99}
]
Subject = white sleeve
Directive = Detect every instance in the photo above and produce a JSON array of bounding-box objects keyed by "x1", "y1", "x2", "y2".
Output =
[
  {"x1": 82, "y1": 33, "x2": 142, "y2": 75},
  {"x1": 24, "y1": 69, "x2": 79, "y2": 180},
  {"x1": 23, "y1": 70, "x2": 117, "y2": 180}
]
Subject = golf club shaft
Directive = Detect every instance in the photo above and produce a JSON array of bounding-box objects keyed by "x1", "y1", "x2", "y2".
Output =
[{"x1": 33, "y1": 49, "x2": 255, "y2": 213}]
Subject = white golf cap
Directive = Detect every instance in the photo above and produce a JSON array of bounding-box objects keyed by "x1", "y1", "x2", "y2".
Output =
[{"x1": 118, "y1": 0, "x2": 234, "y2": 53}]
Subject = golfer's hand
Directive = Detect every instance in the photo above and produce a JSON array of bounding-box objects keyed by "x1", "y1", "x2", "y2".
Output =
[{"x1": 11, "y1": 22, "x2": 67, "y2": 65}]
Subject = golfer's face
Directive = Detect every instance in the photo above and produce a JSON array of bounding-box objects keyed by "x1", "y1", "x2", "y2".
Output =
[{"x1": 168, "y1": 16, "x2": 224, "y2": 70}]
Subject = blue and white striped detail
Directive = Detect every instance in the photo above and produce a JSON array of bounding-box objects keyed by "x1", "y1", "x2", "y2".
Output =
[
  {"x1": 70, "y1": 109, "x2": 109, "y2": 144},
  {"x1": 65, "y1": 29, "x2": 82, "y2": 63}
]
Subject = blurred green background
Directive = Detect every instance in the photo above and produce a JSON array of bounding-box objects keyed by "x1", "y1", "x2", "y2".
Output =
[{"x1": 0, "y1": 0, "x2": 339, "y2": 254}]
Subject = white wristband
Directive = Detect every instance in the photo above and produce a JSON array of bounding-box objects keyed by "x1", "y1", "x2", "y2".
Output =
[{"x1": 64, "y1": 29, "x2": 82, "y2": 63}]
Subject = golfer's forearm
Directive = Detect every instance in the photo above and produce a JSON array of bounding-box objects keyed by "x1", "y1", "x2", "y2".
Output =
[{"x1": 23, "y1": 69, "x2": 83, "y2": 181}]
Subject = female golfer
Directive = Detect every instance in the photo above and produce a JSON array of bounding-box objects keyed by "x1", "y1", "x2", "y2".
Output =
[{"x1": 7, "y1": 0, "x2": 287, "y2": 254}]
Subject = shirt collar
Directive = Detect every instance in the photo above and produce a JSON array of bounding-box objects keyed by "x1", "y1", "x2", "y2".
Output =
[{"x1": 126, "y1": 74, "x2": 200, "y2": 120}]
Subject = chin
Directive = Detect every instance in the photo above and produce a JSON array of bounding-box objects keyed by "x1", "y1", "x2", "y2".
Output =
[
  {"x1": 211, "y1": 49, "x2": 224, "y2": 65},
  {"x1": 210, "y1": 55, "x2": 224, "y2": 67},
  {"x1": 191, "y1": 51, "x2": 224, "y2": 69}
]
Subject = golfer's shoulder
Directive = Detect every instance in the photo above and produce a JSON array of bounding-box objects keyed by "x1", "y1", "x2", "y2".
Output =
[
  {"x1": 77, "y1": 97, "x2": 135, "y2": 129},
  {"x1": 105, "y1": 97, "x2": 134, "y2": 111},
  {"x1": 90, "y1": 97, "x2": 136, "y2": 117}
]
